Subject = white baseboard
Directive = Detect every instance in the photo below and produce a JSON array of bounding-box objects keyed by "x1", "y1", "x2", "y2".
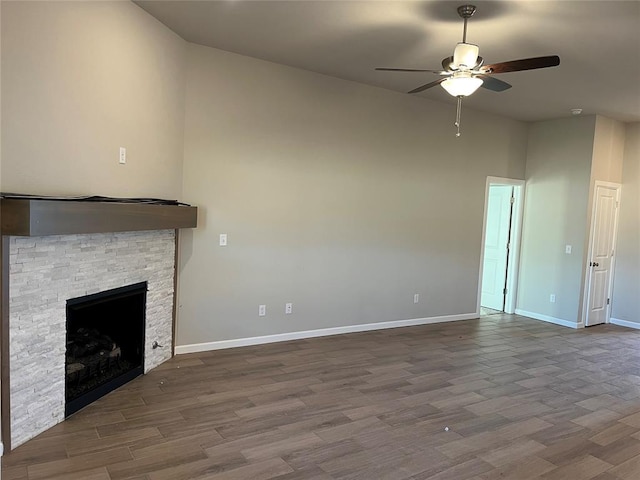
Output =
[
  {"x1": 610, "y1": 318, "x2": 640, "y2": 330},
  {"x1": 175, "y1": 313, "x2": 479, "y2": 354},
  {"x1": 515, "y1": 309, "x2": 582, "y2": 329}
]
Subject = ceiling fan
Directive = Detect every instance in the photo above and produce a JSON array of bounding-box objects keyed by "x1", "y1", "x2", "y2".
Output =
[{"x1": 376, "y1": 4, "x2": 560, "y2": 136}]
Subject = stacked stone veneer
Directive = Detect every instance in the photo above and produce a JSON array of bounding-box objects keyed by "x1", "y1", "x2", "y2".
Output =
[{"x1": 8, "y1": 230, "x2": 175, "y2": 448}]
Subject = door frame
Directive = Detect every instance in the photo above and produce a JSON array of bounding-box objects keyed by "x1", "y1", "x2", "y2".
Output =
[
  {"x1": 581, "y1": 181, "x2": 621, "y2": 327},
  {"x1": 477, "y1": 176, "x2": 525, "y2": 315}
]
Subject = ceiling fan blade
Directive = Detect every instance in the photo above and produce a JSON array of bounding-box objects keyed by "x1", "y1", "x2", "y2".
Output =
[
  {"x1": 408, "y1": 78, "x2": 445, "y2": 94},
  {"x1": 376, "y1": 67, "x2": 443, "y2": 74},
  {"x1": 477, "y1": 74, "x2": 512, "y2": 92},
  {"x1": 481, "y1": 55, "x2": 560, "y2": 74}
]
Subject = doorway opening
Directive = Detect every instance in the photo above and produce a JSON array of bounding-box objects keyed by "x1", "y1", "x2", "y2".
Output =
[{"x1": 478, "y1": 177, "x2": 525, "y2": 315}]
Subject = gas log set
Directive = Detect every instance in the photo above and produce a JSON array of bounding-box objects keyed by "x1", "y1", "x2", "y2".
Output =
[{"x1": 65, "y1": 327, "x2": 132, "y2": 401}]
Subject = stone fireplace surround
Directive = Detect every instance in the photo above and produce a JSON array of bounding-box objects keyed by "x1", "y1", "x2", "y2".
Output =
[
  {"x1": 1, "y1": 197, "x2": 197, "y2": 450},
  {"x1": 7, "y1": 230, "x2": 176, "y2": 448}
]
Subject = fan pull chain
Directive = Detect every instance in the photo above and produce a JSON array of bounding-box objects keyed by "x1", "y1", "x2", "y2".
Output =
[{"x1": 455, "y1": 96, "x2": 463, "y2": 137}]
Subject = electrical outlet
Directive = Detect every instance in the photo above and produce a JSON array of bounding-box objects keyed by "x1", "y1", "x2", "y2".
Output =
[
  {"x1": 550, "y1": 294, "x2": 556, "y2": 303},
  {"x1": 413, "y1": 293, "x2": 420, "y2": 304},
  {"x1": 258, "y1": 304, "x2": 266, "y2": 316},
  {"x1": 219, "y1": 234, "x2": 227, "y2": 246},
  {"x1": 285, "y1": 303, "x2": 293, "y2": 314},
  {"x1": 119, "y1": 147, "x2": 126, "y2": 164}
]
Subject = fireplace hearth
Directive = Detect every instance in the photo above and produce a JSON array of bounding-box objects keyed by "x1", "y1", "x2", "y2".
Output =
[{"x1": 65, "y1": 282, "x2": 147, "y2": 416}]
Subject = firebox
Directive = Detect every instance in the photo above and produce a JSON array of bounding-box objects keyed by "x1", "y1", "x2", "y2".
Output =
[{"x1": 65, "y1": 282, "x2": 147, "y2": 416}]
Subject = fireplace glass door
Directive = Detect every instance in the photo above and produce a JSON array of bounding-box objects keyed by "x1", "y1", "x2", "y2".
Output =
[{"x1": 65, "y1": 282, "x2": 146, "y2": 416}]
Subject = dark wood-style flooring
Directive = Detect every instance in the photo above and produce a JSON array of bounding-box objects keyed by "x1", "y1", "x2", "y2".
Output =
[{"x1": 3, "y1": 314, "x2": 640, "y2": 480}]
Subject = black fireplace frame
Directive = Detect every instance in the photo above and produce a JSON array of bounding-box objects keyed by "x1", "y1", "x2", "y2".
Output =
[{"x1": 65, "y1": 281, "x2": 147, "y2": 417}]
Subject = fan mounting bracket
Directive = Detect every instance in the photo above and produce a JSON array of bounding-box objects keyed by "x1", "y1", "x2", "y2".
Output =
[{"x1": 457, "y1": 5, "x2": 477, "y2": 19}]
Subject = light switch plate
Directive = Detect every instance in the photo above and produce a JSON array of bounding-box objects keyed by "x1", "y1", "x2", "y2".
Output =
[{"x1": 219, "y1": 234, "x2": 227, "y2": 246}]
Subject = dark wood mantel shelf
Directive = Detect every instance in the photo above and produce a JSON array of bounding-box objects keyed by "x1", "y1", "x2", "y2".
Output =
[{"x1": 1, "y1": 198, "x2": 197, "y2": 236}]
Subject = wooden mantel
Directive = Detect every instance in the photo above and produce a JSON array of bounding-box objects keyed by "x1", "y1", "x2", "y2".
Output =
[{"x1": 1, "y1": 198, "x2": 197, "y2": 236}]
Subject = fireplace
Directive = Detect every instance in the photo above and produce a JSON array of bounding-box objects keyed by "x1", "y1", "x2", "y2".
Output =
[
  {"x1": 65, "y1": 282, "x2": 147, "y2": 416},
  {"x1": 1, "y1": 197, "x2": 197, "y2": 450},
  {"x1": 3, "y1": 229, "x2": 180, "y2": 448}
]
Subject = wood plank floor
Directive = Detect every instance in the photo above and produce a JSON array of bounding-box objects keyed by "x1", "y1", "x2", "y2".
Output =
[{"x1": 4, "y1": 314, "x2": 640, "y2": 479}]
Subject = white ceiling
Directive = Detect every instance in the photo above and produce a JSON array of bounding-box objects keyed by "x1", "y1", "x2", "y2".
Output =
[{"x1": 135, "y1": 0, "x2": 640, "y2": 123}]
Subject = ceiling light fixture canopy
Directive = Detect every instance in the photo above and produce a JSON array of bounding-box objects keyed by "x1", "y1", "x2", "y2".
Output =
[{"x1": 441, "y1": 72, "x2": 483, "y2": 97}]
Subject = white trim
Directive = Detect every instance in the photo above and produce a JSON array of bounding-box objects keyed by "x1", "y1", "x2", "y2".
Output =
[
  {"x1": 175, "y1": 313, "x2": 478, "y2": 354},
  {"x1": 610, "y1": 318, "x2": 640, "y2": 330},
  {"x1": 591, "y1": 180, "x2": 623, "y2": 189},
  {"x1": 477, "y1": 177, "x2": 526, "y2": 315},
  {"x1": 515, "y1": 309, "x2": 583, "y2": 329}
]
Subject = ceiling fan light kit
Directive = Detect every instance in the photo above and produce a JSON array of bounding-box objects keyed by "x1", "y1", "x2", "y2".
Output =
[
  {"x1": 375, "y1": 4, "x2": 560, "y2": 136},
  {"x1": 441, "y1": 72, "x2": 483, "y2": 97}
]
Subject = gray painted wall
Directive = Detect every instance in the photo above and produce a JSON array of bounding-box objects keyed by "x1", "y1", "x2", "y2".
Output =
[
  {"x1": 517, "y1": 116, "x2": 596, "y2": 324},
  {"x1": 176, "y1": 43, "x2": 528, "y2": 347},
  {"x1": 1, "y1": 1, "x2": 187, "y2": 199},
  {"x1": 590, "y1": 116, "x2": 625, "y2": 185},
  {"x1": 612, "y1": 123, "x2": 640, "y2": 324},
  {"x1": 0, "y1": 1, "x2": 635, "y2": 353}
]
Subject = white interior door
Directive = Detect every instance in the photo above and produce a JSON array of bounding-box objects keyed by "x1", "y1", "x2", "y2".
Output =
[
  {"x1": 481, "y1": 185, "x2": 513, "y2": 311},
  {"x1": 585, "y1": 183, "x2": 620, "y2": 327}
]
